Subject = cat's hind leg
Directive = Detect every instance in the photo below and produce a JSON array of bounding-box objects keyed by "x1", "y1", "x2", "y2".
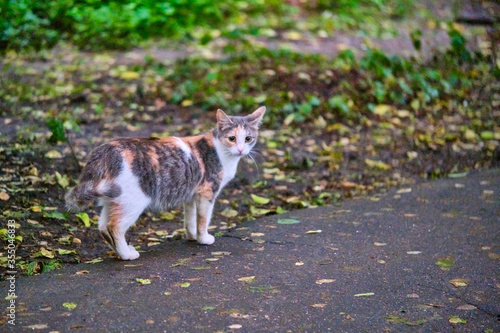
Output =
[
  {"x1": 184, "y1": 199, "x2": 197, "y2": 241},
  {"x1": 98, "y1": 200, "x2": 116, "y2": 251},
  {"x1": 105, "y1": 200, "x2": 147, "y2": 260}
]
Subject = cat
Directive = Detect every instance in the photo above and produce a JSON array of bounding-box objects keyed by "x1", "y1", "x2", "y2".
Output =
[{"x1": 65, "y1": 107, "x2": 266, "y2": 260}]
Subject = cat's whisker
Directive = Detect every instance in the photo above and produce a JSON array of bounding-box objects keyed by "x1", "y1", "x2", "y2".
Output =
[{"x1": 246, "y1": 151, "x2": 260, "y2": 176}]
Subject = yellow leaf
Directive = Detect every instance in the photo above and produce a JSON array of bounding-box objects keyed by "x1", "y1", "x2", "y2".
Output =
[
  {"x1": 283, "y1": 31, "x2": 302, "y2": 40},
  {"x1": 63, "y1": 302, "x2": 77, "y2": 310},
  {"x1": 237, "y1": 276, "x2": 255, "y2": 283},
  {"x1": 449, "y1": 279, "x2": 468, "y2": 288},
  {"x1": 373, "y1": 104, "x2": 393, "y2": 116},
  {"x1": 316, "y1": 279, "x2": 335, "y2": 285},
  {"x1": 354, "y1": 292, "x2": 375, "y2": 297},
  {"x1": 365, "y1": 159, "x2": 391, "y2": 170},
  {"x1": 311, "y1": 303, "x2": 327, "y2": 308},
  {"x1": 305, "y1": 230, "x2": 322, "y2": 234},
  {"x1": 136, "y1": 278, "x2": 151, "y2": 285},
  {"x1": 45, "y1": 150, "x2": 62, "y2": 159},
  {"x1": 181, "y1": 100, "x2": 193, "y2": 107},
  {"x1": 120, "y1": 71, "x2": 140, "y2": 80}
]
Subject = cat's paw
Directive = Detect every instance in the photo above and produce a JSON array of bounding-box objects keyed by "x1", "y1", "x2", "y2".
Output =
[
  {"x1": 197, "y1": 234, "x2": 215, "y2": 245},
  {"x1": 185, "y1": 232, "x2": 197, "y2": 241},
  {"x1": 119, "y1": 245, "x2": 140, "y2": 260}
]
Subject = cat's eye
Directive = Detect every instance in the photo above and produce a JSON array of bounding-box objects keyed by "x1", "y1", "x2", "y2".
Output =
[
  {"x1": 245, "y1": 136, "x2": 253, "y2": 143},
  {"x1": 228, "y1": 136, "x2": 236, "y2": 142}
]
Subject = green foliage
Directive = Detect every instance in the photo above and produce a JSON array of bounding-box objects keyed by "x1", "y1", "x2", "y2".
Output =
[
  {"x1": 0, "y1": 0, "x2": 415, "y2": 52},
  {"x1": 0, "y1": 0, "x2": 286, "y2": 52}
]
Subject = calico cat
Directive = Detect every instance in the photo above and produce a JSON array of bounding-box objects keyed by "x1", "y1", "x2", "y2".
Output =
[{"x1": 65, "y1": 107, "x2": 266, "y2": 260}]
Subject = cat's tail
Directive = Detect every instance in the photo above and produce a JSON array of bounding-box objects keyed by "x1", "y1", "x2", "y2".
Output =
[{"x1": 65, "y1": 181, "x2": 121, "y2": 211}]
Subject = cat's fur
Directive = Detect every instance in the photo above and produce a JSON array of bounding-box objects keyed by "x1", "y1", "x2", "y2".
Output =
[{"x1": 65, "y1": 107, "x2": 266, "y2": 260}]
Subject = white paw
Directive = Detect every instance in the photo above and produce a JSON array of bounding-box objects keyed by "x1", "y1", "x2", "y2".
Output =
[
  {"x1": 185, "y1": 231, "x2": 197, "y2": 241},
  {"x1": 197, "y1": 233, "x2": 215, "y2": 245},
  {"x1": 119, "y1": 245, "x2": 140, "y2": 260}
]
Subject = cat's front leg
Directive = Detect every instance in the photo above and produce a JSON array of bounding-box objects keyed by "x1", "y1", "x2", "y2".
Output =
[
  {"x1": 183, "y1": 199, "x2": 197, "y2": 241},
  {"x1": 195, "y1": 195, "x2": 215, "y2": 245}
]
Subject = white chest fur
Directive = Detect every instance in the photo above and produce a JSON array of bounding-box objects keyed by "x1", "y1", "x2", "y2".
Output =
[{"x1": 213, "y1": 138, "x2": 241, "y2": 189}]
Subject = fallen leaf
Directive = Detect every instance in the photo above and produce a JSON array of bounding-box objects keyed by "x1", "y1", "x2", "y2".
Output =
[
  {"x1": 55, "y1": 171, "x2": 70, "y2": 189},
  {"x1": 305, "y1": 230, "x2": 322, "y2": 234},
  {"x1": 436, "y1": 257, "x2": 455, "y2": 269},
  {"x1": 251, "y1": 194, "x2": 270, "y2": 205},
  {"x1": 316, "y1": 279, "x2": 335, "y2": 285},
  {"x1": 25, "y1": 324, "x2": 49, "y2": 330},
  {"x1": 365, "y1": 159, "x2": 391, "y2": 170},
  {"x1": 43, "y1": 210, "x2": 67, "y2": 220},
  {"x1": 57, "y1": 249, "x2": 77, "y2": 255},
  {"x1": 120, "y1": 71, "x2": 140, "y2": 80},
  {"x1": 449, "y1": 316, "x2": 466, "y2": 324},
  {"x1": 407, "y1": 251, "x2": 422, "y2": 255},
  {"x1": 0, "y1": 191, "x2": 10, "y2": 201},
  {"x1": 211, "y1": 251, "x2": 231, "y2": 256},
  {"x1": 283, "y1": 30, "x2": 302, "y2": 40},
  {"x1": 277, "y1": 218, "x2": 301, "y2": 225},
  {"x1": 32, "y1": 247, "x2": 55, "y2": 259},
  {"x1": 181, "y1": 100, "x2": 193, "y2": 107},
  {"x1": 386, "y1": 315, "x2": 426, "y2": 326},
  {"x1": 63, "y1": 302, "x2": 77, "y2": 310},
  {"x1": 220, "y1": 208, "x2": 238, "y2": 218},
  {"x1": 449, "y1": 278, "x2": 468, "y2": 288},
  {"x1": 76, "y1": 212, "x2": 91, "y2": 228},
  {"x1": 238, "y1": 276, "x2": 255, "y2": 283},
  {"x1": 396, "y1": 188, "x2": 412, "y2": 194},
  {"x1": 311, "y1": 303, "x2": 327, "y2": 308},
  {"x1": 295, "y1": 261, "x2": 304, "y2": 266},
  {"x1": 85, "y1": 258, "x2": 103, "y2": 264},
  {"x1": 75, "y1": 270, "x2": 89, "y2": 275},
  {"x1": 228, "y1": 324, "x2": 242, "y2": 329},
  {"x1": 180, "y1": 282, "x2": 191, "y2": 288},
  {"x1": 373, "y1": 104, "x2": 393, "y2": 116},
  {"x1": 250, "y1": 206, "x2": 271, "y2": 216},
  {"x1": 45, "y1": 150, "x2": 62, "y2": 159},
  {"x1": 354, "y1": 292, "x2": 375, "y2": 297},
  {"x1": 457, "y1": 304, "x2": 476, "y2": 310},
  {"x1": 374, "y1": 242, "x2": 387, "y2": 246},
  {"x1": 136, "y1": 278, "x2": 151, "y2": 285}
]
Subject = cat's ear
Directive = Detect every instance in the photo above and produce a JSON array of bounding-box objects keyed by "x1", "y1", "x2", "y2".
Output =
[
  {"x1": 216, "y1": 109, "x2": 233, "y2": 131},
  {"x1": 246, "y1": 106, "x2": 266, "y2": 129}
]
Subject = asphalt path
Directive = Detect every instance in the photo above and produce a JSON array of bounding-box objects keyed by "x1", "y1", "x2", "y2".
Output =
[{"x1": 3, "y1": 169, "x2": 499, "y2": 332}]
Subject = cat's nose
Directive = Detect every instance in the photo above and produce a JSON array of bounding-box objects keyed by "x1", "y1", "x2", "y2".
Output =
[{"x1": 237, "y1": 147, "x2": 244, "y2": 154}]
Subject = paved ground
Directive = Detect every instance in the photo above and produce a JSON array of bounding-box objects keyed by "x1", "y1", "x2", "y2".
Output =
[{"x1": 3, "y1": 169, "x2": 499, "y2": 332}]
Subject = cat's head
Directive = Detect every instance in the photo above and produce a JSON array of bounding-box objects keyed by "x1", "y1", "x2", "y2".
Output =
[{"x1": 215, "y1": 106, "x2": 266, "y2": 157}]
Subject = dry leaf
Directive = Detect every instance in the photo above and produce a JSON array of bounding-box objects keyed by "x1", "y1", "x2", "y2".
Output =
[
  {"x1": 449, "y1": 278, "x2": 468, "y2": 288},
  {"x1": 316, "y1": 279, "x2": 335, "y2": 285},
  {"x1": 0, "y1": 191, "x2": 10, "y2": 201},
  {"x1": 238, "y1": 276, "x2": 255, "y2": 283},
  {"x1": 311, "y1": 303, "x2": 327, "y2": 308}
]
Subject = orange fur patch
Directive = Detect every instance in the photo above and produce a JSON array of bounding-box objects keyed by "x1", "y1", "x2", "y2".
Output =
[
  {"x1": 196, "y1": 181, "x2": 214, "y2": 201},
  {"x1": 122, "y1": 149, "x2": 135, "y2": 166},
  {"x1": 107, "y1": 203, "x2": 122, "y2": 228}
]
